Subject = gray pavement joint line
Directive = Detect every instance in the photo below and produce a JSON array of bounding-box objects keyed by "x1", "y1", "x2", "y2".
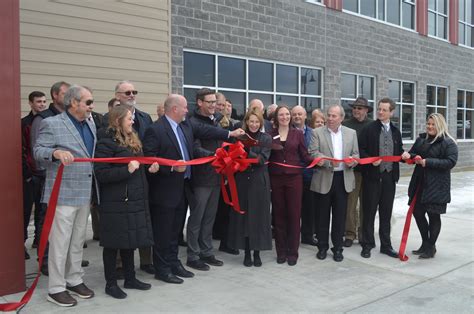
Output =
[
  {"x1": 345, "y1": 260, "x2": 474, "y2": 313},
  {"x1": 443, "y1": 215, "x2": 474, "y2": 222}
]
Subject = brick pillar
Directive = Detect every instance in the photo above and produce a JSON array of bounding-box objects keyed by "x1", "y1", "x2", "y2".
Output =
[
  {"x1": 325, "y1": 0, "x2": 342, "y2": 11},
  {"x1": 417, "y1": 0, "x2": 428, "y2": 36},
  {"x1": 0, "y1": 0, "x2": 24, "y2": 296},
  {"x1": 449, "y1": 0, "x2": 459, "y2": 45}
]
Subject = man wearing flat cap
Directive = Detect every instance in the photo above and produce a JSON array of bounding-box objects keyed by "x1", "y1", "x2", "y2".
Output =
[{"x1": 341, "y1": 97, "x2": 373, "y2": 247}]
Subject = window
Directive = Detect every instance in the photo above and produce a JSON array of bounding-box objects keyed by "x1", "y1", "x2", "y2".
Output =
[
  {"x1": 428, "y1": 0, "x2": 448, "y2": 39},
  {"x1": 183, "y1": 51, "x2": 323, "y2": 120},
  {"x1": 426, "y1": 85, "x2": 448, "y2": 120},
  {"x1": 342, "y1": 0, "x2": 416, "y2": 30},
  {"x1": 459, "y1": 0, "x2": 474, "y2": 48},
  {"x1": 457, "y1": 89, "x2": 474, "y2": 139},
  {"x1": 388, "y1": 80, "x2": 416, "y2": 140},
  {"x1": 341, "y1": 73, "x2": 375, "y2": 119}
]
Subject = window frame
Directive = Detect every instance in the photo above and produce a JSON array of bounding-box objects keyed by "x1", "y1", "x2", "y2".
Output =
[
  {"x1": 457, "y1": 89, "x2": 474, "y2": 141},
  {"x1": 341, "y1": 0, "x2": 417, "y2": 32},
  {"x1": 426, "y1": 84, "x2": 449, "y2": 124},
  {"x1": 427, "y1": 0, "x2": 450, "y2": 41},
  {"x1": 340, "y1": 71, "x2": 376, "y2": 120},
  {"x1": 458, "y1": 0, "x2": 474, "y2": 49},
  {"x1": 182, "y1": 49, "x2": 324, "y2": 118},
  {"x1": 388, "y1": 79, "x2": 416, "y2": 142}
]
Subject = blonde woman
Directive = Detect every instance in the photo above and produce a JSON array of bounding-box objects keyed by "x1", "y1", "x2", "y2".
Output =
[
  {"x1": 402, "y1": 113, "x2": 458, "y2": 259},
  {"x1": 95, "y1": 106, "x2": 159, "y2": 299},
  {"x1": 311, "y1": 108, "x2": 326, "y2": 128}
]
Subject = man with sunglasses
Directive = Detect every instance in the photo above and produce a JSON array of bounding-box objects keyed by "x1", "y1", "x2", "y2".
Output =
[
  {"x1": 113, "y1": 80, "x2": 153, "y2": 140},
  {"x1": 106, "y1": 80, "x2": 155, "y2": 275},
  {"x1": 342, "y1": 97, "x2": 373, "y2": 248},
  {"x1": 34, "y1": 85, "x2": 97, "y2": 307}
]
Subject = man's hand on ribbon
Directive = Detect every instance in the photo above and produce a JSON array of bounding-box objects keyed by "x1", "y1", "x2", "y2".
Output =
[
  {"x1": 172, "y1": 160, "x2": 187, "y2": 173},
  {"x1": 148, "y1": 162, "x2": 160, "y2": 173},
  {"x1": 347, "y1": 156, "x2": 358, "y2": 168},
  {"x1": 53, "y1": 149, "x2": 74, "y2": 165},
  {"x1": 229, "y1": 128, "x2": 245, "y2": 138},
  {"x1": 401, "y1": 151, "x2": 411, "y2": 160}
]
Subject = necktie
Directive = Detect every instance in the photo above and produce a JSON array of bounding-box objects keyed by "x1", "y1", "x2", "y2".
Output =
[{"x1": 176, "y1": 124, "x2": 191, "y2": 179}]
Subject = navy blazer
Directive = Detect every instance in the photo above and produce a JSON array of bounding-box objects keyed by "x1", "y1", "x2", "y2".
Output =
[{"x1": 142, "y1": 116, "x2": 229, "y2": 208}]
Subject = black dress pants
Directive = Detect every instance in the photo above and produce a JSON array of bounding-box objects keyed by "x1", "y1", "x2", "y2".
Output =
[
  {"x1": 300, "y1": 180, "x2": 317, "y2": 240},
  {"x1": 361, "y1": 171, "x2": 396, "y2": 250},
  {"x1": 317, "y1": 172, "x2": 348, "y2": 251},
  {"x1": 103, "y1": 248, "x2": 135, "y2": 286},
  {"x1": 150, "y1": 181, "x2": 192, "y2": 275}
]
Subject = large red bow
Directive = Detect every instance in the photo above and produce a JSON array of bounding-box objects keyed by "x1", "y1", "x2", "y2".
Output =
[{"x1": 211, "y1": 142, "x2": 258, "y2": 214}]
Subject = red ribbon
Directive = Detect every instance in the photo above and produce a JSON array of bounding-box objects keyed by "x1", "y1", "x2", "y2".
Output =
[
  {"x1": 0, "y1": 142, "x2": 252, "y2": 312},
  {"x1": 398, "y1": 187, "x2": 419, "y2": 261},
  {"x1": 0, "y1": 148, "x2": 417, "y2": 311},
  {"x1": 211, "y1": 142, "x2": 258, "y2": 214}
]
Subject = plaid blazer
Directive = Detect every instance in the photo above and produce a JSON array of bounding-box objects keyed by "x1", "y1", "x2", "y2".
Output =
[{"x1": 34, "y1": 112, "x2": 98, "y2": 206}]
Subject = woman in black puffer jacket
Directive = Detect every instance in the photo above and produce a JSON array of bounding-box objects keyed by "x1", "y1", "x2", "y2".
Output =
[
  {"x1": 402, "y1": 113, "x2": 458, "y2": 259},
  {"x1": 95, "y1": 106, "x2": 160, "y2": 299}
]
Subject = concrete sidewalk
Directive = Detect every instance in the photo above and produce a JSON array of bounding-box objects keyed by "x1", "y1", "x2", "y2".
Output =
[{"x1": 2, "y1": 171, "x2": 473, "y2": 313}]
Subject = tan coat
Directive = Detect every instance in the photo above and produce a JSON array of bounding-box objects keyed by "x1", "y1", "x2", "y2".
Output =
[{"x1": 308, "y1": 126, "x2": 359, "y2": 194}]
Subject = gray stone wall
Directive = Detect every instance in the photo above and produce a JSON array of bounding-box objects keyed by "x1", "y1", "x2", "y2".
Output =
[{"x1": 171, "y1": 0, "x2": 474, "y2": 169}]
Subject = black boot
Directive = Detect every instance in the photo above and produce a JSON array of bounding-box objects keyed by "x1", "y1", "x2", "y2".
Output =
[
  {"x1": 419, "y1": 245, "x2": 437, "y2": 259},
  {"x1": 412, "y1": 242, "x2": 428, "y2": 255},
  {"x1": 253, "y1": 251, "x2": 262, "y2": 267}
]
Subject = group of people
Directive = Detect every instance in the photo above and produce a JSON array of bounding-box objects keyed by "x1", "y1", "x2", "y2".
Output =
[{"x1": 21, "y1": 80, "x2": 458, "y2": 307}]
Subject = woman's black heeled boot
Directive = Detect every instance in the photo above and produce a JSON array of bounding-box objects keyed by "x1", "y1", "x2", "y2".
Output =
[
  {"x1": 419, "y1": 245, "x2": 437, "y2": 259},
  {"x1": 253, "y1": 250, "x2": 262, "y2": 267},
  {"x1": 243, "y1": 238, "x2": 252, "y2": 267}
]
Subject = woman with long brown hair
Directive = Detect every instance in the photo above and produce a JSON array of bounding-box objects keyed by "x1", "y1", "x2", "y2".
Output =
[{"x1": 94, "y1": 106, "x2": 159, "y2": 299}]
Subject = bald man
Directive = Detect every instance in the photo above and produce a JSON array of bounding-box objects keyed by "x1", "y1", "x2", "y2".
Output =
[
  {"x1": 143, "y1": 94, "x2": 244, "y2": 284},
  {"x1": 291, "y1": 105, "x2": 317, "y2": 246}
]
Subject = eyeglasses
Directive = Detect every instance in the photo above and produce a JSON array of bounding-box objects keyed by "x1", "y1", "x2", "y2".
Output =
[
  {"x1": 117, "y1": 90, "x2": 138, "y2": 96},
  {"x1": 85, "y1": 99, "x2": 94, "y2": 106}
]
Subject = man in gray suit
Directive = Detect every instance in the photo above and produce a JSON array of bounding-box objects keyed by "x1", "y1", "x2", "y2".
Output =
[
  {"x1": 309, "y1": 104, "x2": 359, "y2": 262},
  {"x1": 34, "y1": 85, "x2": 97, "y2": 307}
]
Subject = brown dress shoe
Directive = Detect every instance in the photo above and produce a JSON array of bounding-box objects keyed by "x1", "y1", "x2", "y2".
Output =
[
  {"x1": 66, "y1": 283, "x2": 94, "y2": 299},
  {"x1": 47, "y1": 291, "x2": 77, "y2": 307}
]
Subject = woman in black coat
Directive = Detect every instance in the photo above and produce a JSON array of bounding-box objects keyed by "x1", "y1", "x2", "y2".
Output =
[
  {"x1": 227, "y1": 108, "x2": 272, "y2": 267},
  {"x1": 95, "y1": 106, "x2": 159, "y2": 299},
  {"x1": 402, "y1": 113, "x2": 458, "y2": 259}
]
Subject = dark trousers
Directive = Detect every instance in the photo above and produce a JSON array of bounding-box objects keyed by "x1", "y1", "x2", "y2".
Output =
[
  {"x1": 316, "y1": 172, "x2": 348, "y2": 251},
  {"x1": 271, "y1": 174, "x2": 302, "y2": 262},
  {"x1": 300, "y1": 180, "x2": 317, "y2": 240},
  {"x1": 213, "y1": 191, "x2": 231, "y2": 244},
  {"x1": 413, "y1": 205, "x2": 441, "y2": 247},
  {"x1": 36, "y1": 201, "x2": 49, "y2": 262},
  {"x1": 361, "y1": 171, "x2": 396, "y2": 250},
  {"x1": 150, "y1": 182, "x2": 192, "y2": 275},
  {"x1": 103, "y1": 247, "x2": 135, "y2": 286},
  {"x1": 22, "y1": 175, "x2": 43, "y2": 242}
]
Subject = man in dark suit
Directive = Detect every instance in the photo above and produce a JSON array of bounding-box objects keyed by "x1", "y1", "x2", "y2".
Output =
[
  {"x1": 359, "y1": 98, "x2": 404, "y2": 259},
  {"x1": 142, "y1": 94, "x2": 244, "y2": 284}
]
